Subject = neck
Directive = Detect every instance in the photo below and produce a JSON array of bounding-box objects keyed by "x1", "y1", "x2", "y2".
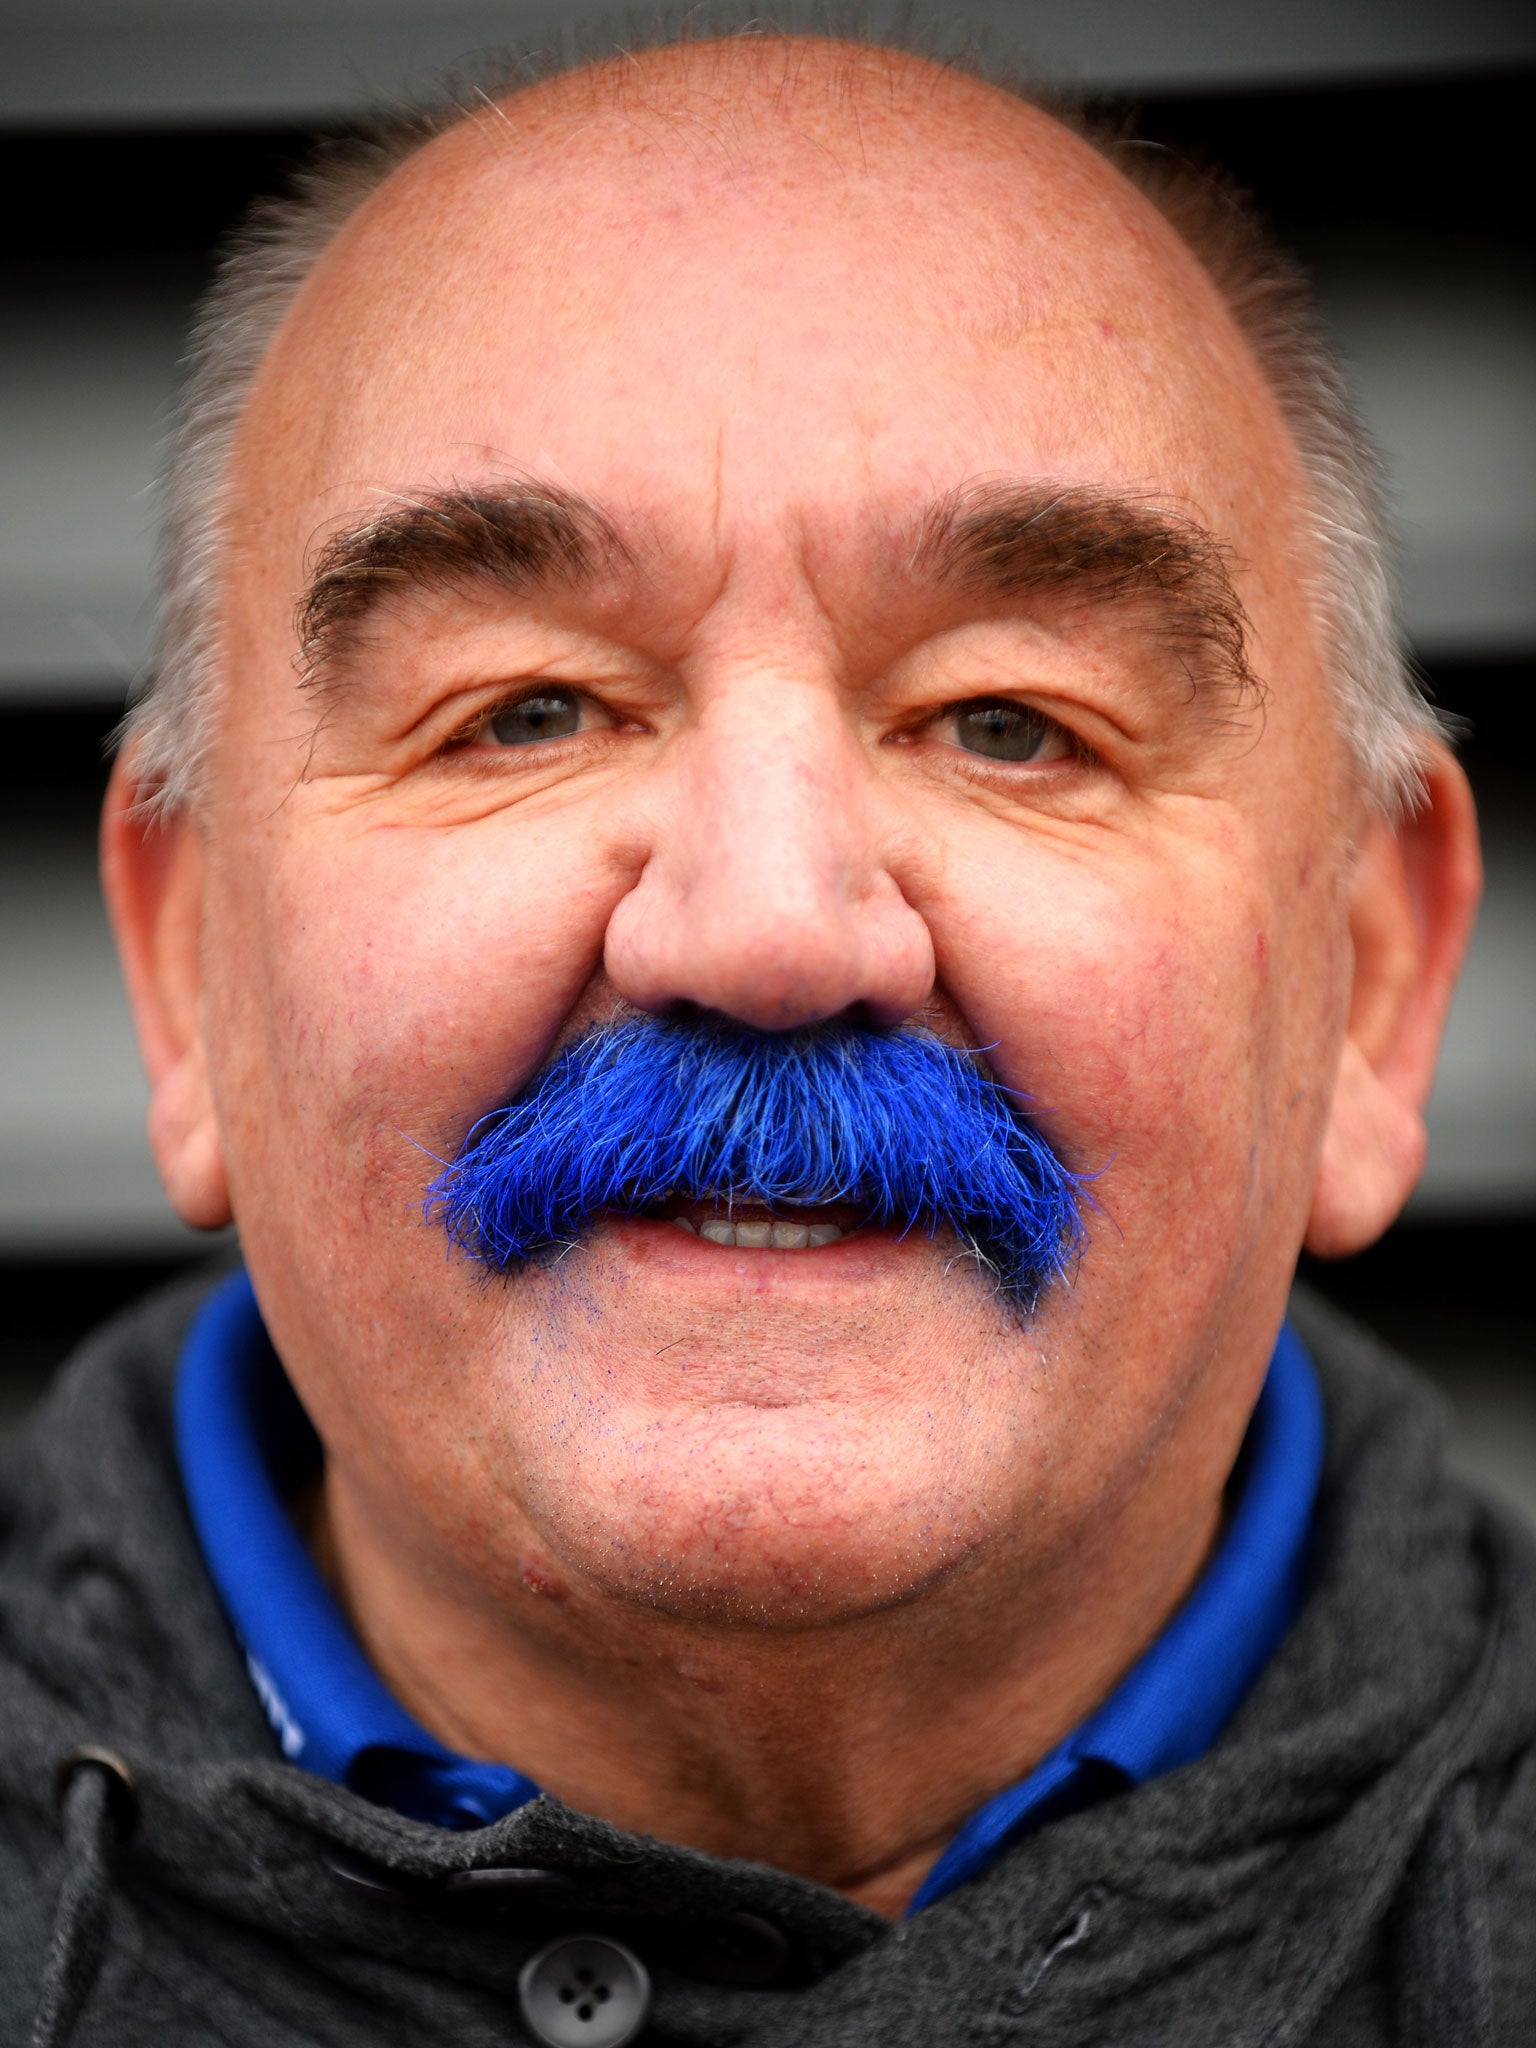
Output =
[{"x1": 308, "y1": 1469, "x2": 1223, "y2": 1918}]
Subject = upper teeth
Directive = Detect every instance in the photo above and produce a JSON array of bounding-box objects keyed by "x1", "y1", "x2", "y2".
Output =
[{"x1": 673, "y1": 1217, "x2": 844, "y2": 1249}]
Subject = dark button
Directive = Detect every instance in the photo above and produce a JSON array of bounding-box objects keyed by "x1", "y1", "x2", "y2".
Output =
[
  {"x1": 665, "y1": 1910, "x2": 793, "y2": 1987},
  {"x1": 444, "y1": 1865, "x2": 577, "y2": 1900},
  {"x1": 518, "y1": 1934, "x2": 651, "y2": 2048},
  {"x1": 323, "y1": 1851, "x2": 417, "y2": 1904},
  {"x1": 325, "y1": 1853, "x2": 581, "y2": 1907}
]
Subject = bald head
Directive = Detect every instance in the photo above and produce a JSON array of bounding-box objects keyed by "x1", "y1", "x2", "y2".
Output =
[{"x1": 258, "y1": 38, "x2": 1264, "y2": 486}]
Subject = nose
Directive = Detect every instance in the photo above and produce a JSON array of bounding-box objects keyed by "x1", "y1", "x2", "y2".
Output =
[{"x1": 603, "y1": 680, "x2": 935, "y2": 1031}]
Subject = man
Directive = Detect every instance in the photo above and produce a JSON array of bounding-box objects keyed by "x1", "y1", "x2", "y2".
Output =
[{"x1": 3, "y1": 28, "x2": 1530, "y2": 2047}]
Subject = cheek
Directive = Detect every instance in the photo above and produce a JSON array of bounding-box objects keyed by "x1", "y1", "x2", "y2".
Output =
[
  {"x1": 203, "y1": 806, "x2": 631, "y2": 1220},
  {"x1": 935, "y1": 831, "x2": 1291, "y2": 1258}
]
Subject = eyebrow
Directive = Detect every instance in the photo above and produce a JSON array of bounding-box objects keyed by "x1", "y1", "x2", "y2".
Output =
[
  {"x1": 296, "y1": 476, "x2": 1255, "y2": 698},
  {"x1": 295, "y1": 483, "x2": 631, "y2": 684},
  {"x1": 913, "y1": 480, "x2": 1257, "y2": 696}
]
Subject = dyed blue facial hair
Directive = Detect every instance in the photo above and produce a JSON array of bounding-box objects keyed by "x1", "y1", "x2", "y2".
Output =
[{"x1": 429, "y1": 1013, "x2": 1084, "y2": 1311}]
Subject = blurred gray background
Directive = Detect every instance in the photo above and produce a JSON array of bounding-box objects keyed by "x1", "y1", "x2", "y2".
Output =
[{"x1": 2, "y1": 1, "x2": 1532, "y2": 1517}]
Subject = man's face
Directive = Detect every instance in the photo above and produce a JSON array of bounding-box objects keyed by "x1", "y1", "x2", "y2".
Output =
[{"x1": 153, "y1": 60, "x2": 1362, "y2": 1630}]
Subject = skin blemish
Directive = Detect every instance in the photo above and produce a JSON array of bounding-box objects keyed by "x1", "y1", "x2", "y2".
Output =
[{"x1": 521, "y1": 1561, "x2": 570, "y2": 1601}]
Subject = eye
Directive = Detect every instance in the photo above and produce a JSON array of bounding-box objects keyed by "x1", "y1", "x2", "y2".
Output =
[
  {"x1": 480, "y1": 687, "x2": 599, "y2": 747},
  {"x1": 936, "y1": 698, "x2": 1074, "y2": 764}
]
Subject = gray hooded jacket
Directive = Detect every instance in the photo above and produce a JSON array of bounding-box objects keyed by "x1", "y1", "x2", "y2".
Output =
[{"x1": 2, "y1": 1277, "x2": 1534, "y2": 2046}]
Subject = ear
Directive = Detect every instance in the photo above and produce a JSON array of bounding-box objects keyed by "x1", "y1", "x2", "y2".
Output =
[
  {"x1": 1305, "y1": 741, "x2": 1481, "y2": 1257},
  {"x1": 100, "y1": 752, "x2": 232, "y2": 1230}
]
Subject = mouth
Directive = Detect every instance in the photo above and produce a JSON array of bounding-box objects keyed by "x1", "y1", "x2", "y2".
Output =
[{"x1": 645, "y1": 1196, "x2": 867, "y2": 1251}]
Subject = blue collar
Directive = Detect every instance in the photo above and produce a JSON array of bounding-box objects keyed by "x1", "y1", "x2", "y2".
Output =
[
  {"x1": 175, "y1": 1271, "x2": 537, "y2": 1828},
  {"x1": 175, "y1": 1270, "x2": 1323, "y2": 1903}
]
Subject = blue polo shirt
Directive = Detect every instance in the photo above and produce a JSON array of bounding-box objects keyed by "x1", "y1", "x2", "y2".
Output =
[{"x1": 175, "y1": 1269, "x2": 1324, "y2": 1912}]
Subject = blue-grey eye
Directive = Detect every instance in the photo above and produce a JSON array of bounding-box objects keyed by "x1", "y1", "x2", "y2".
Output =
[
  {"x1": 952, "y1": 700, "x2": 1059, "y2": 762},
  {"x1": 489, "y1": 690, "x2": 582, "y2": 745}
]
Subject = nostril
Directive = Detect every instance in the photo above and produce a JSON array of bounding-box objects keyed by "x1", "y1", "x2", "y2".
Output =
[
  {"x1": 834, "y1": 997, "x2": 895, "y2": 1033},
  {"x1": 663, "y1": 998, "x2": 711, "y2": 1028},
  {"x1": 666, "y1": 997, "x2": 878, "y2": 1036}
]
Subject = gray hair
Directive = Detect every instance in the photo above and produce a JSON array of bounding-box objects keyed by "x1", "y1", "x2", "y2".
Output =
[{"x1": 123, "y1": 32, "x2": 1445, "y2": 817}]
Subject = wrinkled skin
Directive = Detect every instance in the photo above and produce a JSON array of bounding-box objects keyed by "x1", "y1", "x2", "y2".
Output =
[{"x1": 105, "y1": 42, "x2": 1479, "y2": 1912}]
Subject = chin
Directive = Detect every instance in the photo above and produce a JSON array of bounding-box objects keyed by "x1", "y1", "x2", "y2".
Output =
[{"x1": 510, "y1": 1407, "x2": 996, "y2": 1631}]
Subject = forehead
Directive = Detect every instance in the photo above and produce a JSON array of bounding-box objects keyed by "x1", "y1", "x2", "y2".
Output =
[{"x1": 234, "y1": 52, "x2": 1301, "y2": 597}]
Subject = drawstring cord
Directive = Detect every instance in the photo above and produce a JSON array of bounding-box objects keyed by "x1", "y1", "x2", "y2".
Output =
[
  {"x1": 31, "y1": 1749, "x2": 137, "y2": 2048},
  {"x1": 1391, "y1": 1776, "x2": 1494, "y2": 2048}
]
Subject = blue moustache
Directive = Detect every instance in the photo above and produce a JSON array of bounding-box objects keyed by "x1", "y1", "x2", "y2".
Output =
[{"x1": 429, "y1": 1013, "x2": 1084, "y2": 1310}]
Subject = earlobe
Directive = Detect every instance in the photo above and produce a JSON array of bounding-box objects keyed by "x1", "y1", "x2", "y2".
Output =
[
  {"x1": 1306, "y1": 1039, "x2": 1427, "y2": 1257},
  {"x1": 146, "y1": 1064, "x2": 232, "y2": 1230},
  {"x1": 1305, "y1": 743, "x2": 1481, "y2": 1258},
  {"x1": 100, "y1": 755, "x2": 233, "y2": 1231}
]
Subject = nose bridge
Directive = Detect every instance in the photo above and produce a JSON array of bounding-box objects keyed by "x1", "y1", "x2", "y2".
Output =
[
  {"x1": 697, "y1": 682, "x2": 854, "y2": 902},
  {"x1": 603, "y1": 670, "x2": 934, "y2": 1031}
]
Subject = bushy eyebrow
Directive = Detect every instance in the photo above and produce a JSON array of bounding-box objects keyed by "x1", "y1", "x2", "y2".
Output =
[
  {"x1": 295, "y1": 476, "x2": 1256, "y2": 701},
  {"x1": 914, "y1": 481, "x2": 1257, "y2": 696},
  {"x1": 295, "y1": 483, "x2": 631, "y2": 685}
]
